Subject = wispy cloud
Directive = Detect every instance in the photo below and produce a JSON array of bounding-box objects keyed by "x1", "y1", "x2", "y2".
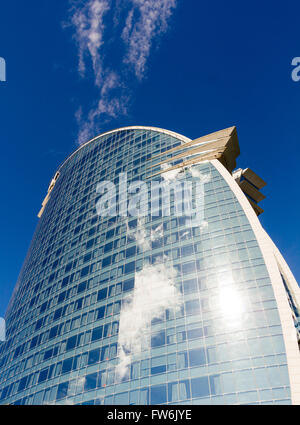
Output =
[
  {"x1": 116, "y1": 220, "x2": 182, "y2": 380},
  {"x1": 116, "y1": 260, "x2": 181, "y2": 380},
  {"x1": 67, "y1": 0, "x2": 177, "y2": 144},
  {"x1": 70, "y1": 0, "x2": 109, "y2": 85},
  {"x1": 122, "y1": 0, "x2": 177, "y2": 79}
]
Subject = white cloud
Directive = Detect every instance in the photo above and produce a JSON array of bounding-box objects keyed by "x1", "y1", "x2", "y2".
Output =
[
  {"x1": 68, "y1": 0, "x2": 177, "y2": 144},
  {"x1": 188, "y1": 165, "x2": 211, "y2": 183},
  {"x1": 127, "y1": 217, "x2": 151, "y2": 252},
  {"x1": 75, "y1": 70, "x2": 130, "y2": 144},
  {"x1": 150, "y1": 223, "x2": 164, "y2": 241},
  {"x1": 122, "y1": 0, "x2": 177, "y2": 79},
  {"x1": 70, "y1": 0, "x2": 109, "y2": 86},
  {"x1": 115, "y1": 218, "x2": 182, "y2": 380},
  {"x1": 116, "y1": 260, "x2": 182, "y2": 380},
  {"x1": 127, "y1": 218, "x2": 165, "y2": 252},
  {"x1": 161, "y1": 163, "x2": 183, "y2": 181}
]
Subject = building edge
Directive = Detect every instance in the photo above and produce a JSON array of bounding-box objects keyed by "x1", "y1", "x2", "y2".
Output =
[
  {"x1": 57, "y1": 126, "x2": 191, "y2": 176},
  {"x1": 211, "y1": 158, "x2": 300, "y2": 405}
]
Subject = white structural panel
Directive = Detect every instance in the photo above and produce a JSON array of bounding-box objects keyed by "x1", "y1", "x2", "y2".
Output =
[{"x1": 211, "y1": 159, "x2": 300, "y2": 405}]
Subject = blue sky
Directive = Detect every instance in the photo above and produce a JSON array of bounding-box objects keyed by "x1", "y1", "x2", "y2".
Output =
[{"x1": 0, "y1": 0, "x2": 299, "y2": 316}]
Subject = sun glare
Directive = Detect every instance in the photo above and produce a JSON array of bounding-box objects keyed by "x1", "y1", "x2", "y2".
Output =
[{"x1": 219, "y1": 287, "x2": 244, "y2": 321}]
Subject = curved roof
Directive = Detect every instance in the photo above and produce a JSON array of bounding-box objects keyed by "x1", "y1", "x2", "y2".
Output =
[{"x1": 57, "y1": 126, "x2": 191, "y2": 174}]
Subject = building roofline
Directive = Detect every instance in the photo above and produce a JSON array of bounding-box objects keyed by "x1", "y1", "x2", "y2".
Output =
[{"x1": 56, "y1": 126, "x2": 191, "y2": 175}]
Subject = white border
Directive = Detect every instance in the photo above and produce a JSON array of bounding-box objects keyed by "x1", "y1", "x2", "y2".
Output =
[{"x1": 211, "y1": 159, "x2": 300, "y2": 404}]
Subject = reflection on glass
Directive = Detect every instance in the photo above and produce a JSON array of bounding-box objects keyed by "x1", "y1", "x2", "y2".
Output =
[{"x1": 219, "y1": 286, "x2": 244, "y2": 323}]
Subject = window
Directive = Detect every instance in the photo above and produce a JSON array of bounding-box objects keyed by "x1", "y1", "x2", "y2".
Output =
[
  {"x1": 150, "y1": 384, "x2": 167, "y2": 404},
  {"x1": 191, "y1": 376, "x2": 210, "y2": 398},
  {"x1": 92, "y1": 326, "x2": 103, "y2": 342},
  {"x1": 88, "y1": 348, "x2": 100, "y2": 365},
  {"x1": 56, "y1": 382, "x2": 69, "y2": 400},
  {"x1": 188, "y1": 348, "x2": 206, "y2": 367},
  {"x1": 84, "y1": 373, "x2": 97, "y2": 391}
]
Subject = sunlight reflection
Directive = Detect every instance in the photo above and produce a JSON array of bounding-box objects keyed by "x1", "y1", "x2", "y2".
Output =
[{"x1": 219, "y1": 286, "x2": 244, "y2": 323}]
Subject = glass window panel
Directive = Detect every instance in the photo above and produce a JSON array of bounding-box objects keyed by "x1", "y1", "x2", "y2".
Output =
[
  {"x1": 150, "y1": 384, "x2": 167, "y2": 405},
  {"x1": 191, "y1": 377, "x2": 210, "y2": 398}
]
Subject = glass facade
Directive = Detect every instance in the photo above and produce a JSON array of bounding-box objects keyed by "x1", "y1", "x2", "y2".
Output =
[{"x1": 0, "y1": 127, "x2": 294, "y2": 405}]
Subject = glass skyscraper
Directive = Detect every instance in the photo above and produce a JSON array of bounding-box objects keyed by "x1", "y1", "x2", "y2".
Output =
[{"x1": 0, "y1": 126, "x2": 300, "y2": 405}]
